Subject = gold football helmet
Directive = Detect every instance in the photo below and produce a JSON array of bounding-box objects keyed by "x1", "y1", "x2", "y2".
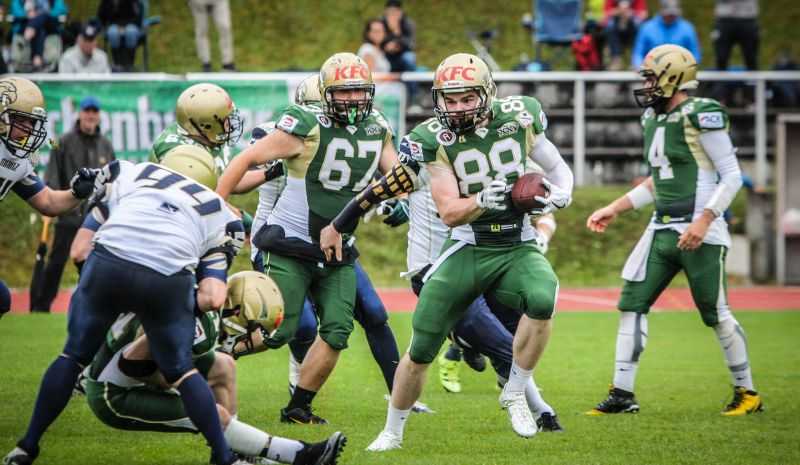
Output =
[
  {"x1": 318, "y1": 52, "x2": 375, "y2": 124},
  {"x1": 634, "y1": 44, "x2": 699, "y2": 109},
  {"x1": 220, "y1": 271, "x2": 285, "y2": 357},
  {"x1": 295, "y1": 74, "x2": 322, "y2": 105},
  {"x1": 176, "y1": 83, "x2": 243, "y2": 147},
  {"x1": 432, "y1": 53, "x2": 496, "y2": 135},
  {"x1": 0, "y1": 77, "x2": 48, "y2": 158},
  {"x1": 161, "y1": 144, "x2": 218, "y2": 190}
]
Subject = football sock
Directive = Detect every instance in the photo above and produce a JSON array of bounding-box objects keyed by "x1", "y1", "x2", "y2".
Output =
[
  {"x1": 223, "y1": 418, "x2": 269, "y2": 457},
  {"x1": 364, "y1": 322, "x2": 401, "y2": 392},
  {"x1": 506, "y1": 360, "x2": 532, "y2": 393},
  {"x1": 613, "y1": 312, "x2": 647, "y2": 393},
  {"x1": 287, "y1": 386, "x2": 317, "y2": 411},
  {"x1": 384, "y1": 404, "x2": 411, "y2": 438},
  {"x1": 288, "y1": 352, "x2": 301, "y2": 389},
  {"x1": 265, "y1": 436, "x2": 304, "y2": 463},
  {"x1": 19, "y1": 355, "x2": 82, "y2": 456},
  {"x1": 525, "y1": 376, "x2": 554, "y2": 415},
  {"x1": 444, "y1": 342, "x2": 462, "y2": 362},
  {"x1": 177, "y1": 372, "x2": 233, "y2": 465},
  {"x1": 714, "y1": 318, "x2": 755, "y2": 391}
]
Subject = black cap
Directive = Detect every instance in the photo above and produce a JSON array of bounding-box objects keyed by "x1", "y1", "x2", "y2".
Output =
[
  {"x1": 81, "y1": 23, "x2": 99, "y2": 40},
  {"x1": 385, "y1": 0, "x2": 402, "y2": 7}
]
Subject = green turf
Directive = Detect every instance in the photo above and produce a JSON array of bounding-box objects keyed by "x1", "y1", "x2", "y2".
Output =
[{"x1": 1, "y1": 311, "x2": 797, "y2": 465}]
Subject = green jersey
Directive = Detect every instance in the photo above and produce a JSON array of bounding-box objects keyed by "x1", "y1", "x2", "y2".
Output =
[
  {"x1": 149, "y1": 122, "x2": 229, "y2": 174},
  {"x1": 406, "y1": 96, "x2": 547, "y2": 245},
  {"x1": 642, "y1": 97, "x2": 730, "y2": 223},
  {"x1": 87, "y1": 312, "x2": 221, "y2": 381},
  {"x1": 267, "y1": 104, "x2": 393, "y2": 243}
]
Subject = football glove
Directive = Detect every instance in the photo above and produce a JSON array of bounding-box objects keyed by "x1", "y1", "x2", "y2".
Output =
[
  {"x1": 69, "y1": 168, "x2": 98, "y2": 199},
  {"x1": 263, "y1": 160, "x2": 284, "y2": 182},
  {"x1": 476, "y1": 179, "x2": 508, "y2": 211},
  {"x1": 379, "y1": 198, "x2": 409, "y2": 228},
  {"x1": 532, "y1": 179, "x2": 571, "y2": 215}
]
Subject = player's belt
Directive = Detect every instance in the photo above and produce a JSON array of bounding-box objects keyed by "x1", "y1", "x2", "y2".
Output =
[
  {"x1": 471, "y1": 221, "x2": 523, "y2": 245},
  {"x1": 653, "y1": 211, "x2": 694, "y2": 224}
]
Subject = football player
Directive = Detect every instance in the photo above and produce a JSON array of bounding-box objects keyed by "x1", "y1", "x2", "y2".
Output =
[
  {"x1": 4, "y1": 145, "x2": 248, "y2": 465},
  {"x1": 216, "y1": 53, "x2": 399, "y2": 424},
  {"x1": 585, "y1": 44, "x2": 761, "y2": 416},
  {"x1": 82, "y1": 271, "x2": 345, "y2": 465},
  {"x1": 0, "y1": 76, "x2": 109, "y2": 320},
  {"x1": 321, "y1": 53, "x2": 573, "y2": 448}
]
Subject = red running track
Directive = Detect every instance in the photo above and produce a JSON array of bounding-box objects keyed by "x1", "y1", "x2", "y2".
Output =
[{"x1": 9, "y1": 287, "x2": 800, "y2": 313}]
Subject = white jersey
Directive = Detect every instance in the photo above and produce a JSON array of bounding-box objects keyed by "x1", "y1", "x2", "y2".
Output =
[
  {"x1": 250, "y1": 175, "x2": 286, "y2": 261},
  {"x1": 405, "y1": 165, "x2": 450, "y2": 277},
  {"x1": 94, "y1": 160, "x2": 240, "y2": 275},
  {"x1": 0, "y1": 144, "x2": 40, "y2": 201}
]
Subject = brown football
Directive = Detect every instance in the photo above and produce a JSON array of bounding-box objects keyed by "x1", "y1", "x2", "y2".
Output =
[{"x1": 511, "y1": 173, "x2": 548, "y2": 213}]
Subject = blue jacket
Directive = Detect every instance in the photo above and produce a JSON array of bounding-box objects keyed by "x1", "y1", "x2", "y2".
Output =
[
  {"x1": 10, "y1": 0, "x2": 69, "y2": 34},
  {"x1": 632, "y1": 15, "x2": 701, "y2": 68}
]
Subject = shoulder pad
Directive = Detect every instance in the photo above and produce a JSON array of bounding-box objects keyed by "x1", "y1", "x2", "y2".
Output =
[
  {"x1": 275, "y1": 104, "x2": 318, "y2": 138},
  {"x1": 686, "y1": 98, "x2": 729, "y2": 131}
]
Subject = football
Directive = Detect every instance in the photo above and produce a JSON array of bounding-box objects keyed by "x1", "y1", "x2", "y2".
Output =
[{"x1": 511, "y1": 172, "x2": 548, "y2": 213}]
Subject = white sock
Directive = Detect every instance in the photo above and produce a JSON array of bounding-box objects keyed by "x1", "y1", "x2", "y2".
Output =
[
  {"x1": 288, "y1": 353, "x2": 301, "y2": 388},
  {"x1": 506, "y1": 361, "x2": 532, "y2": 393},
  {"x1": 524, "y1": 376, "x2": 553, "y2": 415},
  {"x1": 714, "y1": 318, "x2": 755, "y2": 391},
  {"x1": 267, "y1": 436, "x2": 305, "y2": 464},
  {"x1": 612, "y1": 312, "x2": 647, "y2": 393},
  {"x1": 384, "y1": 404, "x2": 411, "y2": 438},
  {"x1": 223, "y1": 418, "x2": 270, "y2": 456}
]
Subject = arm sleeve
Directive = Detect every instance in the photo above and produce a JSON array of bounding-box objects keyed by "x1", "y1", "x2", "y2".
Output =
[
  {"x1": 11, "y1": 174, "x2": 45, "y2": 201},
  {"x1": 699, "y1": 130, "x2": 742, "y2": 217},
  {"x1": 274, "y1": 105, "x2": 316, "y2": 139},
  {"x1": 529, "y1": 134, "x2": 574, "y2": 195}
]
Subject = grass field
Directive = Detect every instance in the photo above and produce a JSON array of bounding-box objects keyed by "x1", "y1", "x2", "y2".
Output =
[{"x1": 1, "y1": 311, "x2": 798, "y2": 465}]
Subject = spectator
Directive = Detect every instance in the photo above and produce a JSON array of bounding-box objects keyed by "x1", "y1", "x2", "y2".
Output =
[
  {"x1": 58, "y1": 23, "x2": 111, "y2": 73},
  {"x1": 573, "y1": 20, "x2": 603, "y2": 71},
  {"x1": 9, "y1": 0, "x2": 68, "y2": 71},
  {"x1": 381, "y1": 0, "x2": 416, "y2": 72},
  {"x1": 30, "y1": 96, "x2": 115, "y2": 312},
  {"x1": 188, "y1": 0, "x2": 235, "y2": 72},
  {"x1": 631, "y1": 0, "x2": 700, "y2": 69},
  {"x1": 97, "y1": 0, "x2": 143, "y2": 72},
  {"x1": 713, "y1": 0, "x2": 759, "y2": 70},
  {"x1": 358, "y1": 19, "x2": 391, "y2": 73},
  {"x1": 604, "y1": 0, "x2": 648, "y2": 70}
]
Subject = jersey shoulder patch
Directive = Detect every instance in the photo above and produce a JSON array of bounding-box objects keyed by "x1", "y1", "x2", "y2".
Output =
[
  {"x1": 367, "y1": 108, "x2": 394, "y2": 137},
  {"x1": 686, "y1": 98, "x2": 729, "y2": 131},
  {"x1": 275, "y1": 104, "x2": 318, "y2": 138},
  {"x1": 407, "y1": 118, "x2": 450, "y2": 163},
  {"x1": 493, "y1": 95, "x2": 546, "y2": 134}
]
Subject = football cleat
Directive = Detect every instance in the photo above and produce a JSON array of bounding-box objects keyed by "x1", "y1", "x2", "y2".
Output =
[
  {"x1": 280, "y1": 406, "x2": 328, "y2": 425},
  {"x1": 437, "y1": 352, "x2": 462, "y2": 393},
  {"x1": 536, "y1": 412, "x2": 564, "y2": 432},
  {"x1": 722, "y1": 386, "x2": 763, "y2": 416},
  {"x1": 293, "y1": 431, "x2": 346, "y2": 465},
  {"x1": 462, "y1": 348, "x2": 487, "y2": 373},
  {"x1": 2, "y1": 448, "x2": 34, "y2": 465},
  {"x1": 499, "y1": 387, "x2": 538, "y2": 438},
  {"x1": 586, "y1": 386, "x2": 640, "y2": 415},
  {"x1": 365, "y1": 430, "x2": 402, "y2": 452}
]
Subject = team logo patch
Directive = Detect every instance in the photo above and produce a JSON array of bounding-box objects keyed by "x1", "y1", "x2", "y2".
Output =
[
  {"x1": 316, "y1": 114, "x2": 332, "y2": 128},
  {"x1": 193, "y1": 319, "x2": 208, "y2": 345},
  {"x1": 497, "y1": 121, "x2": 519, "y2": 137},
  {"x1": 365, "y1": 124, "x2": 382, "y2": 136},
  {"x1": 475, "y1": 127, "x2": 489, "y2": 139},
  {"x1": 399, "y1": 137, "x2": 424, "y2": 161},
  {"x1": 698, "y1": 111, "x2": 724, "y2": 129},
  {"x1": 345, "y1": 125, "x2": 357, "y2": 135},
  {"x1": 277, "y1": 114, "x2": 299, "y2": 132},
  {"x1": 667, "y1": 113, "x2": 681, "y2": 123},
  {"x1": 516, "y1": 111, "x2": 533, "y2": 128},
  {"x1": 436, "y1": 129, "x2": 456, "y2": 146}
]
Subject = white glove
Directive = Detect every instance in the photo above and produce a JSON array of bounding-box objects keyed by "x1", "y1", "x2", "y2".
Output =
[
  {"x1": 533, "y1": 178, "x2": 571, "y2": 215},
  {"x1": 476, "y1": 179, "x2": 508, "y2": 211}
]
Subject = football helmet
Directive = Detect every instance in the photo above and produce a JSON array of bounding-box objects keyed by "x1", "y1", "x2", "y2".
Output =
[
  {"x1": 295, "y1": 74, "x2": 322, "y2": 105},
  {"x1": 319, "y1": 52, "x2": 375, "y2": 125},
  {"x1": 0, "y1": 77, "x2": 48, "y2": 159},
  {"x1": 161, "y1": 144, "x2": 218, "y2": 190},
  {"x1": 176, "y1": 83, "x2": 243, "y2": 147},
  {"x1": 432, "y1": 53, "x2": 496, "y2": 135},
  {"x1": 220, "y1": 271, "x2": 285, "y2": 357},
  {"x1": 634, "y1": 44, "x2": 698, "y2": 110}
]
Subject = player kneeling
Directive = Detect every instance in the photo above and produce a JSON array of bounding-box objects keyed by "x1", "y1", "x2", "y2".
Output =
[{"x1": 83, "y1": 271, "x2": 345, "y2": 465}]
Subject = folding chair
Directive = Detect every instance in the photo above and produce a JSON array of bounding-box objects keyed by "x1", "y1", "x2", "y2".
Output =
[{"x1": 532, "y1": 0, "x2": 583, "y2": 69}]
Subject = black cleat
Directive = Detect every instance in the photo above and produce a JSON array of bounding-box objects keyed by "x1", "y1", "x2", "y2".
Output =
[
  {"x1": 280, "y1": 406, "x2": 328, "y2": 425},
  {"x1": 586, "y1": 386, "x2": 640, "y2": 415},
  {"x1": 295, "y1": 431, "x2": 347, "y2": 465},
  {"x1": 536, "y1": 412, "x2": 564, "y2": 432},
  {"x1": 3, "y1": 447, "x2": 34, "y2": 465},
  {"x1": 462, "y1": 348, "x2": 487, "y2": 372}
]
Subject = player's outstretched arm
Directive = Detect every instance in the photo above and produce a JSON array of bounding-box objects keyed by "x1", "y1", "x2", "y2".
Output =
[
  {"x1": 217, "y1": 130, "x2": 304, "y2": 200},
  {"x1": 27, "y1": 187, "x2": 82, "y2": 216},
  {"x1": 587, "y1": 177, "x2": 653, "y2": 233}
]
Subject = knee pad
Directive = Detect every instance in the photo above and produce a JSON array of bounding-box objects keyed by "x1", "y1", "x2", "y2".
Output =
[
  {"x1": 408, "y1": 329, "x2": 445, "y2": 365},
  {"x1": 617, "y1": 312, "x2": 648, "y2": 362}
]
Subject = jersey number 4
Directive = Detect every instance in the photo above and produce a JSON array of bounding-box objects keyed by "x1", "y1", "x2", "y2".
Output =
[
  {"x1": 648, "y1": 127, "x2": 674, "y2": 180},
  {"x1": 318, "y1": 137, "x2": 382, "y2": 191}
]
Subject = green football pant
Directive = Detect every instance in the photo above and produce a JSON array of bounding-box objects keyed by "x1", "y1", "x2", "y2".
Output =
[
  {"x1": 263, "y1": 251, "x2": 355, "y2": 351},
  {"x1": 619, "y1": 229, "x2": 731, "y2": 327},
  {"x1": 410, "y1": 240, "x2": 559, "y2": 364}
]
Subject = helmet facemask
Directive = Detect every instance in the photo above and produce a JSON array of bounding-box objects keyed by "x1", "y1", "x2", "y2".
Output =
[
  {"x1": 189, "y1": 107, "x2": 243, "y2": 148},
  {"x1": 0, "y1": 81, "x2": 47, "y2": 159},
  {"x1": 323, "y1": 84, "x2": 375, "y2": 125},
  {"x1": 433, "y1": 87, "x2": 491, "y2": 135}
]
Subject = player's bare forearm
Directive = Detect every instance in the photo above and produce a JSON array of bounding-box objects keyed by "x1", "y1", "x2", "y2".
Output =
[
  {"x1": 197, "y1": 277, "x2": 227, "y2": 312},
  {"x1": 218, "y1": 130, "x2": 303, "y2": 199},
  {"x1": 614, "y1": 176, "x2": 654, "y2": 214},
  {"x1": 429, "y1": 164, "x2": 482, "y2": 227},
  {"x1": 217, "y1": 155, "x2": 250, "y2": 200},
  {"x1": 27, "y1": 188, "x2": 81, "y2": 216},
  {"x1": 232, "y1": 169, "x2": 269, "y2": 194}
]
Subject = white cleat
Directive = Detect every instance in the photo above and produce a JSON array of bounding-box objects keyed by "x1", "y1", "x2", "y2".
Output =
[
  {"x1": 499, "y1": 388, "x2": 538, "y2": 438},
  {"x1": 365, "y1": 430, "x2": 403, "y2": 452}
]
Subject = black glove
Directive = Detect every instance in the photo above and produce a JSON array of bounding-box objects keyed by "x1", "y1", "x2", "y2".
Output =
[
  {"x1": 69, "y1": 168, "x2": 98, "y2": 199},
  {"x1": 264, "y1": 161, "x2": 284, "y2": 182}
]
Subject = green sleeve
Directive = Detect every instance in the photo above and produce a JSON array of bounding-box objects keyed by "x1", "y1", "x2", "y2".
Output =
[
  {"x1": 274, "y1": 104, "x2": 318, "y2": 139},
  {"x1": 687, "y1": 99, "x2": 730, "y2": 132},
  {"x1": 520, "y1": 96, "x2": 547, "y2": 135},
  {"x1": 407, "y1": 119, "x2": 442, "y2": 164}
]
